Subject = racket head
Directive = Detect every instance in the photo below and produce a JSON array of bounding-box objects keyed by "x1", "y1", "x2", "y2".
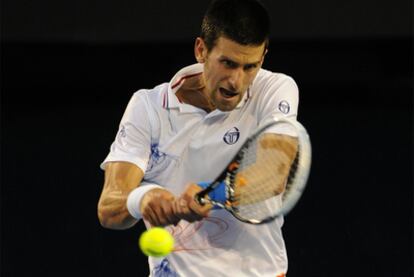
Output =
[{"x1": 196, "y1": 118, "x2": 312, "y2": 224}]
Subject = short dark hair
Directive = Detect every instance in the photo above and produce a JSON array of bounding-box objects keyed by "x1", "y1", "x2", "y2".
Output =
[{"x1": 200, "y1": 0, "x2": 270, "y2": 51}]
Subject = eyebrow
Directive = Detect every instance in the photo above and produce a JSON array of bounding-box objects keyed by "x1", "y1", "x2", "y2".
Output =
[{"x1": 220, "y1": 55, "x2": 262, "y2": 67}]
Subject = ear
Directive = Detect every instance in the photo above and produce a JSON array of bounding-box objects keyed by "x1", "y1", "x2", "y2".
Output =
[
  {"x1": 260, "y1": 48, "x2": 268, "y2": 65},
  {"x1": 194, "y1": 37, "x2": 207, "y2": 63}
]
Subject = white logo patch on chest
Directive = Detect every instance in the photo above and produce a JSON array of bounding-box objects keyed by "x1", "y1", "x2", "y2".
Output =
[{"x1": 223, "y1": 127, "x2": 240, "y2": 145}]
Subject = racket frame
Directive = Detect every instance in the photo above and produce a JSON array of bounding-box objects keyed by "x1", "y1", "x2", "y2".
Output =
[{"x1": 195, "y1": 118, "x2": 311, "y2": 224}]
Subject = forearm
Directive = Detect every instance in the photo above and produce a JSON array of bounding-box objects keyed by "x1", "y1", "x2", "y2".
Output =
[
  {"x1": 98, "y1": 162, "x2": 144, "y2": 230},
  {"x1": 98, "y1": 188, "x2": 137, "y2": 230}
]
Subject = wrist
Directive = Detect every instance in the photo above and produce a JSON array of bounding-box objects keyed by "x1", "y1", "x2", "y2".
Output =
[{"x1": 126, "y1": 183, "x2": 164, "y2": 220}]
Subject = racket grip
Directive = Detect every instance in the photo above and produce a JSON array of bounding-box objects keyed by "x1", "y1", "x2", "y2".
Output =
[{"x1": 197, "y1": 181, "x2": 226, "y2": 203}]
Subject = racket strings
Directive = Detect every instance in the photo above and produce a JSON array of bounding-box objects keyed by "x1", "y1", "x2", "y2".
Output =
[
  {"x1": 230, "y1": 132, "x2": 299, "y2": 220},
  {"x1": 283, "y1": 151, "x2": 300, "y2": 201}
]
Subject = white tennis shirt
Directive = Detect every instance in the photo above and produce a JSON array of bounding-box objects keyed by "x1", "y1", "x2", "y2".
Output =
[{"x1": 102, "y1": 63, "x2": 299, "y2": 277}]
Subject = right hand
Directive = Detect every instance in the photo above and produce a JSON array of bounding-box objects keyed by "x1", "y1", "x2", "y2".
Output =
[
  {"x1": 172, "y1": 183, "x2": 213, "y2": 223},
  {"x1": 140, "y1": 188, "x2": 180, "y2": 227}
]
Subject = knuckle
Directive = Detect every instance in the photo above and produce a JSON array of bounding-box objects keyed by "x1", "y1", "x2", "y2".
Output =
[{"x1": 143, "y1": 205, "x2": 152, "y2": 216}]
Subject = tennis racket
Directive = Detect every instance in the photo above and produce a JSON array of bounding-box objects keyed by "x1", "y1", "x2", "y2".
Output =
[{"x1": 196, "y1": 117, "x2": 311, "y2": 224}]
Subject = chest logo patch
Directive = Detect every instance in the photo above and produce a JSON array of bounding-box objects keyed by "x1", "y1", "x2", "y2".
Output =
[
  {"x1": 223, "y1": 127, "x2": 240, "y2": 145},
  {"x1": 278, "y1": 100, "x2": 290, "y2": 114}
]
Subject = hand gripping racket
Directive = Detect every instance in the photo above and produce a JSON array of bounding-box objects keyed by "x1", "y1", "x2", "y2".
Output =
[{"x1": 196, "y1": 118, "x2": 311, "y2": 224}]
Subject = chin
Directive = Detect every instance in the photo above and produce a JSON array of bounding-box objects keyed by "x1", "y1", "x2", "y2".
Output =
[
  {"x1": 213, "y1": 94, "x2": 242, "y2": 112},
  {"x1": 217, "y1": 103, "x2": 237, "y2": 112}
]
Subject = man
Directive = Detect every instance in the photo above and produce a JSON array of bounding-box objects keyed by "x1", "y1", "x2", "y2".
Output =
[{"x1": 98, "y1": 0, "x2": 299, "y2": 276}]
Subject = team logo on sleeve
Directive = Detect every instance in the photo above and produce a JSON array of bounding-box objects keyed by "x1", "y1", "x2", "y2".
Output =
[
  {"x1": 223, "y1": 127, "x2": 240, "y2": 145},
  {"x1": 278, "y1": 100, "x2": 290, "y2": 114},
  {"x1": 119, "y1": 125, "x2": 126, "y2": 137}
]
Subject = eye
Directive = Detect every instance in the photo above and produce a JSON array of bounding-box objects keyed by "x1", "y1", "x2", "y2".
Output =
[
  {"x1": 221, "y1": 59, "x2": 238, "y2": 69},
  {"x1": 244, "y1": 64, "x2": 257, "y2": 71}
]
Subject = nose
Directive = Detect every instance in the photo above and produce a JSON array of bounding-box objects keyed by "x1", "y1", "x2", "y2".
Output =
[{"x1": 228, "y1": 68, "x2": 244, "y2": 92}]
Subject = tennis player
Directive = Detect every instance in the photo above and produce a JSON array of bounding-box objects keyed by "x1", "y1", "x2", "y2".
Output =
[{"x1": 98, "y1": 0, "x2": 299, "y2": 276}]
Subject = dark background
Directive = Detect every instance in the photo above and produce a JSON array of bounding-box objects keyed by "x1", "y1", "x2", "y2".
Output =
[{"x1": 1, "y1": 0, "x2": 412, "y2": 276}]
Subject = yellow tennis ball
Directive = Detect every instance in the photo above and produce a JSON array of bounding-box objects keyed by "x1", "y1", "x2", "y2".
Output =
[{"x1": 139, "y1": 227, "x2": 174, "y2": 257}]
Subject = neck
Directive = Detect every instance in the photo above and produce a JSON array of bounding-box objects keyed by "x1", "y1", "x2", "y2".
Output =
[{"x1": 175, "y1": 75, "x2": 216, "y2": 112}]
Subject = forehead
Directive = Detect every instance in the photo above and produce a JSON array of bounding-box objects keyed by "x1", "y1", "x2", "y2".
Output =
[{"x1": 210, "y1": 37, "x2": 266, "y2": 64}]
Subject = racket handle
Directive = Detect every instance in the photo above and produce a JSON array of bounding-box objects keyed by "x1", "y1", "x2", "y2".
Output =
[{"x1": 197, "y1": 181, "x2": 226, "y2": 204}]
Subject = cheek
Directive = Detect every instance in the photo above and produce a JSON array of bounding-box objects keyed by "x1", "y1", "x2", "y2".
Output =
[
  {"x1": 245, "y1": 70, "x2": 260, "y2": 85},
  {"x1": 241, "y1": 74, "x2": 254, "y2": 88},
  {"x1": 208, "y1": 70, "x2": 224, "y2": 88}
]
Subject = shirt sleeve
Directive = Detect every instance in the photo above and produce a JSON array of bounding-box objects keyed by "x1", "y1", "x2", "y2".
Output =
[
  {"x1": 100, "y1": 91, "x2": 152, "y2": 172},
  {"x1": 256, "y1": 73, "x2": 299, "y2": 125}
]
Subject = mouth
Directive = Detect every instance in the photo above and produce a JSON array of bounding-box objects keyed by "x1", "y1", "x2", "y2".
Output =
[{"x1": 219, "y1": 88, "x2": 238, "y2": 99}]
